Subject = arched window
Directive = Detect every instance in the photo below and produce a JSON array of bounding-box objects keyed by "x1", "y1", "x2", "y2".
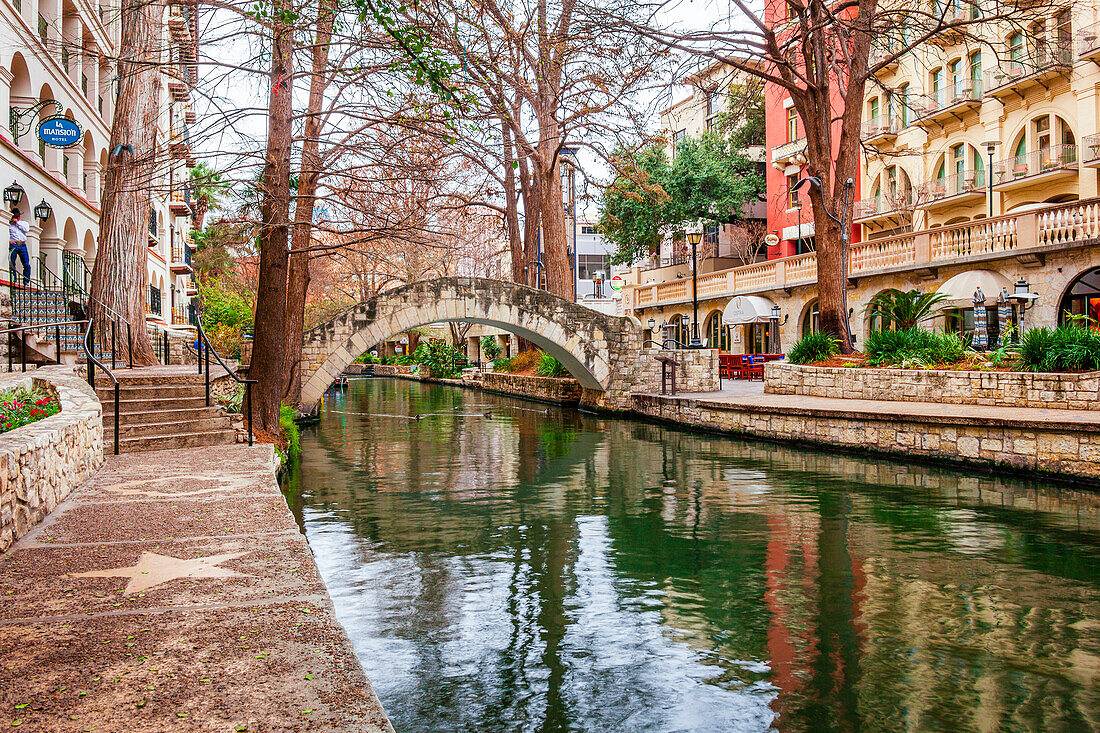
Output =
[
  {"x1": 802, "y1": 301, "x2": 820, "y2": 336},
  {"x1": 705, "y1": 310, "x2": 730, "y2": 351},
  {"x1": 1059, "y1": 268, "x2": 1100, "y2": 329}
]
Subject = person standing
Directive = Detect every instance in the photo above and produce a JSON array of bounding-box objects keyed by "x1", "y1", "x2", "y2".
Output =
[{"x1": 8, "y1": 208, "x2": 30, "y2": 285}]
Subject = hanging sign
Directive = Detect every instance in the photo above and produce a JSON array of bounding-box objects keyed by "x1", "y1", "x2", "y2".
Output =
[
  {"x1": 764, "y1": 233, "x2": 780, "y2": 247},
  {"x1": 609, "y1": 274, "x2": 624, "y2": 291},
  {"x1": 37, "y1": 116, "x2": 83, "y2": 148}
]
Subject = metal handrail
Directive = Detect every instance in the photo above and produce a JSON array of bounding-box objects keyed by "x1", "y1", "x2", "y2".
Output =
[
  {"x1": 642, "y1": 338, "x2": 694, "y2": 349},
  {"x1": 194, "y1": 311, "x2": 255, "y2": 446},
  {"x1": 82, "y1": 317, "x2": 120, "y2": 456},
  {"x1": 3, "y1": 319, "x2": 87, "y2": 372}
]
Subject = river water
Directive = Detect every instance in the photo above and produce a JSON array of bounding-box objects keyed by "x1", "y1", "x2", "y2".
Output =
[{"x1": 281, "y1": 378, "x2": 1100, "y2": 733}]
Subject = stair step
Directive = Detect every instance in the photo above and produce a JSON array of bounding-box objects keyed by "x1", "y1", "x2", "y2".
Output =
[
  {"x1": 109, "y1": 429, "x2": 238, "y2": 454},
  {"x1": 106, "y1": 415, "x2": 234, "y2": 438},
  {"x1": 96, "y1": 384, "x2": 206, "y2": 400},
  {"x1": 101, "y1": 405, "x2": 227, "y2": 423},
  {"x1": 103, "y1": 396, "x2": 210, "y2": 413}
]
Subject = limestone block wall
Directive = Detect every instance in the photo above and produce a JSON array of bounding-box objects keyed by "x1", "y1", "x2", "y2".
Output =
[
  {"x1": 766, "y1": 362, "x2": 1100, "y2": 410},
  {"x1": 630, "y1": 393, "x2": 1100, "y2": 482},
  {"x1": 482, "y1": 373, "x2": 583, "y2": 404},
  {"x1": 0, "y1": 367, "x2": 103, "y2": 552}
]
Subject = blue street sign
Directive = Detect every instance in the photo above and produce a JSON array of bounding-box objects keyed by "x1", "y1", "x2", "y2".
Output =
[{"x1": 37, "y1": 116, "x2": 82, "y2": 148}]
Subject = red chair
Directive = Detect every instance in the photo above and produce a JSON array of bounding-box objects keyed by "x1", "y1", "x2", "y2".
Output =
[{"x1": 719, "y1": 354, "x2": 739, "y2": 380}]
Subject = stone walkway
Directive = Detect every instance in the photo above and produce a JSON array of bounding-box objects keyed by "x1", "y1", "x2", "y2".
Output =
[{"x1": 0, "y1": 444, "x2": 392, "y2": 732}]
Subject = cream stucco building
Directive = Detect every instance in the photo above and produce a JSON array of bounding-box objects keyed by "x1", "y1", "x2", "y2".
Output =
[{"x1": 0, "y1": 0, "x2": 197, "y2": 351}]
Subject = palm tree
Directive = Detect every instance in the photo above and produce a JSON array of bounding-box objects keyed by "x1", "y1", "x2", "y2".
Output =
[
  {"x1": 864, "y1": 288, "x2": 952, "y2": 330},
  {"x1": 189, "y1": 163, "x2": 228, "y2": 231}
]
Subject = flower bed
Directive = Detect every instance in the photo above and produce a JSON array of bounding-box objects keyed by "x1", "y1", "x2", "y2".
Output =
[{"x1": 0, "y1": 385, "x2": 61, "y2": 433}]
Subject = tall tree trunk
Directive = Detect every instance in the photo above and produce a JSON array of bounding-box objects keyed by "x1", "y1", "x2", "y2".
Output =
[
  {"x1": 501, "y1": 121, "x2": 524, "y2": 285},
  {"x1": 91, "y1": 0, "x2": 162, "y2": 366},
  {"x1": 518, "y1": 159, "x2": 540, "y2": 289},
  {"x1": 284, "y1": 0, "x2": 336, "y2": 405},
  {"x1": 249, "y1": 3, "x2": 295, "y2": 433},
  {"x1": 535, "y1": 153, "x2": 571, "y2": 298}
]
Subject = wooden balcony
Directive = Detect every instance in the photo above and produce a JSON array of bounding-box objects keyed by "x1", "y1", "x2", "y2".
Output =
[
  {"x1": 992, "y1": 144, "x2": 1078, "y2": 192},
  {"x1": 984, "y1": 50, "x2": 1072, "y2": 99},
  {"x1": 623, "y1": 197, "x2": 1100, "y2": 310}
]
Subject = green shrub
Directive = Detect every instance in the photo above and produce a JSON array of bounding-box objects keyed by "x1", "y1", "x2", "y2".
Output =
[
  {"x1": 535, "y1": 353, "x2": 569, "y2": 377},
  {"x1": 865, "y1": 327, "x2": 965, "y2": 367},
  {"x1": 1018, "y1": 325, "x2": 1100, "y2": 372},
  {"x1": 413, "y1": 338, "x2": 463, "y2": 379},
  {"x1": 0, "y1": 386, "x2": 60, "y2": 433},
  {"x1": 787, "y1": 332, "x2": 840, "y2": 365},
  {"x1": 279, "y1": 403, "x2": 301, "y2": 462},
  {"x1": 481, "y1": 335, "x2": 503, "y2": 361},
  {"x1": 493, "y1": 356, "x2": 517, "y2": 372},
  {"x1": 217, "y1": 383, "x2": 244, "y2": 414}
]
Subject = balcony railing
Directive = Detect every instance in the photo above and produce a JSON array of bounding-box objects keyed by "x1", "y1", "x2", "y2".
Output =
[
  {"x1": 853, "y1": 191, "x2": 914, "y2": 221},
  {"x1": 919, "y1": 169, "x2": 986, "y2": 204},
  {"x1": 984, "y1": 49, "x2": 1072, "y2": 95},
  {"x1": 992, "y1": 144, "x2": 1078, "y2": 186},
  {"x1": 1078, "y1": 22, "x2": 1100, "y2": 58},
  {"x1": 147, "y1": 285, "x2": 162, "y2": 316},
  {"x1": 623, "y1": 197, "x2": 1100, "y2": 310},
  {"x1": 171, "y1": 241, "x2": 193, "y2": 268},
  {"x1": 171, "y1": 305, "x2": 190, "y2": 326},
  {"x1": 912, "y1": 80, "x2": 981, "y2": 120},
  {"x1": 860, "y1": 116, "x2": 900, "y2": 142},
  {"x1": 1083, "y1": 134, "x2": 1100, "y2": 164},
  {"x1": 772, "y1": 137, "x2": 807, "y2": 165}
]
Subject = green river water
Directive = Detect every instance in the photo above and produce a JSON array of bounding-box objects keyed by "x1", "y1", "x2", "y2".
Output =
[{"x1": 280, "y1": 377, "x2": 1100, "y2": 733}]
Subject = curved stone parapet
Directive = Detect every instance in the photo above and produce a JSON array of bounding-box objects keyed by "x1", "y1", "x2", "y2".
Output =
[{"x1": 0, "y1": 367, "x2": 104, "y2": 552}]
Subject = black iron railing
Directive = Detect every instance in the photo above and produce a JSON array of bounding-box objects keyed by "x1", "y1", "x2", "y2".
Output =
[
  {"x1": 195, "y1": 311, "x2": 255, "y2": 445},
  {"x1": 2, "y1": 319, "x2": 87, "y2": 372}
]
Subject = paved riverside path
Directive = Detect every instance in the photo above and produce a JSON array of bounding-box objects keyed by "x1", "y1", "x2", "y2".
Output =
[
  {"x1": 653, "y1": 380, "x2": 1100, "y2": 427},
  {"x1": 0, "y1": 444, "x2": 393, "y2": 732}
]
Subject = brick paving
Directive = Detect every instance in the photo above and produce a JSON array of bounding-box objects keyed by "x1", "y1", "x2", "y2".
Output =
[{"x1": 0, "y1": 444, "x2": 393, "y2": 733}]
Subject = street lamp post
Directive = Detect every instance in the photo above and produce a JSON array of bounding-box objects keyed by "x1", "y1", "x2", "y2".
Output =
[
  {"x1": 983, "y1": 140, "x2": 1000, "y2": 218},
  {"x1": 686, "y1": 226, "x2": 703, "y2": 348},
  {"x1": 770, "y1": 304, "x2": 782, "y2": 354}
]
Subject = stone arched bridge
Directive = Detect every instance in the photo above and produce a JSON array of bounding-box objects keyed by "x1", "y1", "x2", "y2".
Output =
[{"x1": 299, "y1": 277, "x2": 663, "y2": 411}]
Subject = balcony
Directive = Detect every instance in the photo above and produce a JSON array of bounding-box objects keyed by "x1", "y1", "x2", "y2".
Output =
[
  {"x1": 1084, "y1": 134, "x2": 1100, "y2": 168},
  {"x1": 912, "y1": 81, "x2": 982, "y2": 126},
  {"x1": 772, "y1": 137, "x2": 807, "y2": 167},
  {"x1": 171, "y1": 305, "x2": 191, "y2": 327},
  {"x1": 917, "y1": 170, "x2": 986, "y2": 210},
  {"x1": 169, "y1": 122, "x2": 191, "y2": 158},
  {"x1": 927, "y1": 13, "x2": 969, "y2": 47},
  {"x1": 170, "y1": 242, "x2": 193, "y2": 273},
  {"x1": 622, "y1": 197, "x2": 1100, "y2": 311},
  {"x1": 169, "y1": 186, "x2": 192, "y2": 215},
  {"x1": 167, "y1": 65, "x2": 190, "y2": 102},
  {"x1": 167, "y1": 4, "x2": 191, "y2": 43},
  {"x1": 860, "y1": 116, "x2": 900, "y2": 145},
  {"x1": 147, "y1": 285, "x2": 162, "y2": 318},
  {"x1": 992, "y1": 144, "x2": 1078, "y2": 191},
  {"x1": 184, "y1": 101, "x2": 196, "y2": 124},
  {"x1": 853, "y1": 191, "x2": 914, "y2": 225},
  {"x1": 869, "y1": 43, "x2": 901, "y2": 77},
  {"x1": 984, "y1": 49, "x2": 1072, "y2": 99},
  {"x1": 1079, "y1": 22, "x2": 1100, "y2": 61}
]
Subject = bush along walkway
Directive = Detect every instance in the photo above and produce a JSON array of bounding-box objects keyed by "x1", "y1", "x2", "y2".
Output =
[{"x1": 0, "y1": 443, "x2": 393, "y2": 732}]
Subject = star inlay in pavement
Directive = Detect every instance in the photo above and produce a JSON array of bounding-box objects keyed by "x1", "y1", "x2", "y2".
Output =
[{"x1": 71, "y1": 552, "x2": 250, "y2": 595}]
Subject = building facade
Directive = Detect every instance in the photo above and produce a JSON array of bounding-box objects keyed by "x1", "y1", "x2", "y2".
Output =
[
  {"x1": 0, "y1": 0, "x2": 197, "y2": 341},
  {"x1": 622, "y1": 4, "x2": 1100, "y2": 356}
]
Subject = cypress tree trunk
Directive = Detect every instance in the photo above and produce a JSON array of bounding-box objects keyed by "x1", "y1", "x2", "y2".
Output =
[
  {"x1": 249, "y1": 2, "x2": 294, "y2": 432},
  {"x1": 90, "y1": 0, "x2": 162, "y2": 366}
]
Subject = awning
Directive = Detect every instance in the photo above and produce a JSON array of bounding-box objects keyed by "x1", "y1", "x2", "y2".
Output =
[
  {"x1": 722, "y1": 295, "x2": 776, "y2": 324},
  {"x1": 935, "y1": 270, "x2": 1012, "y2": 307}
]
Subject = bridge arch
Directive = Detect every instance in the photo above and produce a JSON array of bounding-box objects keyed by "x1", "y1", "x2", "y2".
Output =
[{"x1": 299, "y1": 278, "x2": 640, "y2": 410}]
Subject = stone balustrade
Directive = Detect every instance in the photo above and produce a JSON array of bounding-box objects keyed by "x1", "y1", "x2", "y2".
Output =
[
  {"x1": 625, "y1": 197, "x2": 1100, "y2": 310},
  {"x1": 0, "y1": 367, "x2": 103, "y2": 552}
]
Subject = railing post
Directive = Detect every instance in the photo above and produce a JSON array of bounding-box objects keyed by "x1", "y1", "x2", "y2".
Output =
[
  {"x1": 204, "y1": 341, "x2": 210, "y2": 406},
  {"x1": 20, "y1": 327, "x2": 26, "y2": 373},
  {"x1": 113, "y1": 382, "x2": 120, "y2": 455},
  {"x1": 127, "y1": 324, "x2": 133, "y2": 368},
  {"x1": 55, "y1": 323, "x2": 60, "y2": 364},
  {"x1": 164, "y1": 330, "x2": 170, "y2": 365},
  {"x1": 111, "y1": 319, "x2": 116, "y2": 370},
  {"x1": 7, "y1": 328, "x2": 12, "y2": 374},
  {"x1": 246, "y1": 381, "x2": 253, "y2": 446},
  {"x1": 87, "y1": 322, "x2": 95, "y2": 387}
]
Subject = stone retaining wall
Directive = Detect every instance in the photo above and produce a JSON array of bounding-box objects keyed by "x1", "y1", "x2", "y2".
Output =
[
  {"x1": 482, "y1": 373, "x2": 583, "y2": 404},
  {"x1": 0, "y1": 367, "x2": 103, "y2": 552},
  {"x1": 631, "y1": 393, "x2": 1100, "y2": 482},
  {"x1": 765, "y1": 362, "x2": 1100, "y2": 410},
  {"x1": 372, "y1": 365, "x2": 412, "y2": 377}
]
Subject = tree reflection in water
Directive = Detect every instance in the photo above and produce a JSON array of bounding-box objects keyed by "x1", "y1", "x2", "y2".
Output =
[{"x1": 281, "y1": 378, "x2": 1100, "y2": 733}]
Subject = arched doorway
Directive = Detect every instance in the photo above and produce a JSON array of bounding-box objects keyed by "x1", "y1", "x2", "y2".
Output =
[{"x1": 704, "y1": 310, "x2": 729, "y2": 351}]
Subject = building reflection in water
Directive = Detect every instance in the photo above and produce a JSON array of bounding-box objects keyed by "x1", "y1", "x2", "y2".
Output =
[{"x1": 282, "y1": 379, "x2": 1100, "y2": 733}]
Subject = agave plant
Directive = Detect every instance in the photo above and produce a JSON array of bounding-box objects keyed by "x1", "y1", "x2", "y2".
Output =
[{"x1": 864, "y1": 288, "x2": 952, "y2": 330}]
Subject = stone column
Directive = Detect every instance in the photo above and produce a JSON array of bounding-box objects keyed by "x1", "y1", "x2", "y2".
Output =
[
  {"x1": 65, "y1": 149, "x2": 83, "y2": 190},
  {"x1": 39, "y1": 236, "x2": 64, "y2": 279},
  {"x1": 83, "y1": 161, "x2": 100, "y2": 203}
]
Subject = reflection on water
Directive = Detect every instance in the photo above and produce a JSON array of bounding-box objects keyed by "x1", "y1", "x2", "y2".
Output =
[{"x1": 281, "y1": 378, "x2": 1100, "y2": 733}]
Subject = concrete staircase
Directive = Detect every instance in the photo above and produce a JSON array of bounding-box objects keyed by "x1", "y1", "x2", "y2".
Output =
[{"x1": 96, "y1": 368, "x2": 237, "y2": 453}]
